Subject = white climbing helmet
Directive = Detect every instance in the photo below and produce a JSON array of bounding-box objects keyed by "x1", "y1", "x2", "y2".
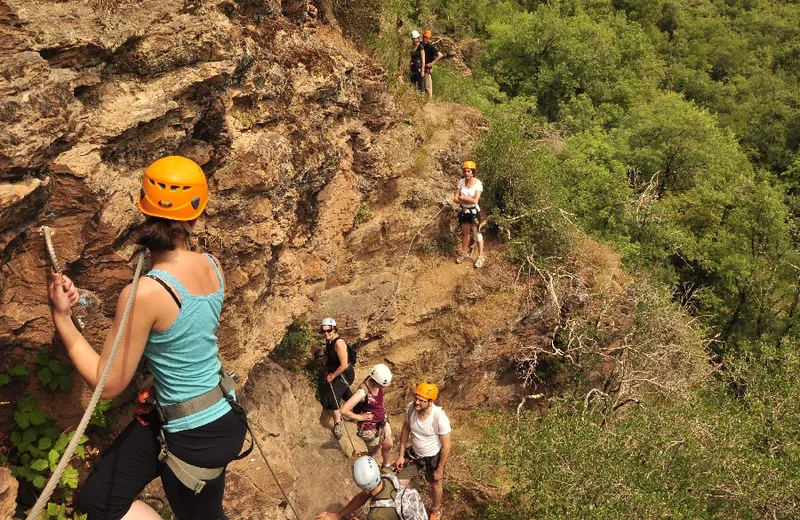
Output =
[
  {"x1": 353, "y1": 456, "x2": 381, "y2": 491},
  {"x1": 321, "y1": 317, "x2": 336, "y2": 328},
  {"x1": 370, "y1": 364, "x2": 392, "y2": 387},
  {"x1": 411, "y1": 30, "x2": 421, "y2": 39}
]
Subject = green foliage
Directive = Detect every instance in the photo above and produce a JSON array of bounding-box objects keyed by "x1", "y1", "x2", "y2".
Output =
[
  {"x1": 482, "y1": 2, "x2": 662, "y2": 122},
  {"x1": 556, "y1": 129, "x2": 632, "y2": 244},
  {"x1": 354, "y1": 202, "x2": 372, "y2": 226},
  {"x1": 88, "y1": 399, "x2": 113, "y2": 428},
  {"x1": 474, "y1": 109, "x2": 572, "y2": 262},
  {"x1": 475, "y1": 346, "x2": 800, "y2": 518},
  {"x1": 9, "y1": 396, "x2": 88, "y2": 520},
  {"x1": 0, "y1": 364, "x2": 28, "y2": 387},
  {"x1": 270, "y1": 321, "x2": 316, "y2": 371},
  {"x1": 43, "y1": 502, "x2": 88, "y2": 520},
  {"x1": 35, "y1": 350, "x2": 74, "y2": 393}
]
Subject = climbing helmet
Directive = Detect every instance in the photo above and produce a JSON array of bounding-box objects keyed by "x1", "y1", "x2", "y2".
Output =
[
  {"x1": 321, "y1": 317, "x2": 337, "y2": 328},
  {"x1": 138, "y1": 156, "x2": 208, "y2": 221},
  {"x1": 415, "y1": 382, "x2": 439, "y2": 401},
  {"x1": 353, "y1": 456, "x2": 381, "y2": 491},
  {"x1": 370, "y1": 364, "x2": 392, "y2": 387}
]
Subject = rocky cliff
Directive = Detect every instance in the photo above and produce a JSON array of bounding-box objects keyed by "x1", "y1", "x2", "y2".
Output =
[{"x1": 0, "y1": 1, "x2": 511, "y2": 517}]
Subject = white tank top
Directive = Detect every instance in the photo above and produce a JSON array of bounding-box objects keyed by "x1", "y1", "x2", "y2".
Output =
[{"x1": 457, "y1": 178, "x2": 483, "y2": 210}]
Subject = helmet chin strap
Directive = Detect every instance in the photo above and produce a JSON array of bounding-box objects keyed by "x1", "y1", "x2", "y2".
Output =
[{"x1": 180, "y1": 221, "x2": 195, "y2": 250}]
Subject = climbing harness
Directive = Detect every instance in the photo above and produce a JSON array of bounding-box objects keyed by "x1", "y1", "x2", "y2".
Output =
[
  {"x1": 151, "y1": 372, "x2": 245, "y2": 494},
  {"x1": 27, "y1": 228, "x2": 146, "y2": 520},
  {"x1": 329, "y1": 379, "x2": 360, "y2": 457}
]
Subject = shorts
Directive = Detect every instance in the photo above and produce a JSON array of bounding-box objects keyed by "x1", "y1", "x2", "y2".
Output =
[
  {"x1": 458, "y1": 207, "x2": 480, "y2": 225},
  {"x1": 77, "y1": 408, "x2": 247, "y2": 520},
  {"x1": 357, "y1": 421, "x2": 392, "y2": 452},
  {"x1": 397, "y1": 447, "x2": 441, "y2": 483},
  {"x1": 320, "y1": 368, "x2": 355, "y2": 411},
  {"x1": 424, "y1": 72, "x2": 433, "y2": 95}
]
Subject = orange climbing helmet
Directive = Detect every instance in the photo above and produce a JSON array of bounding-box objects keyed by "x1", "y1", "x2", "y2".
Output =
[
  {"x1": 138, "y1": 156, "x2": 209, "y2": 221},
  {"x1": 462, "y1": 160, "x2": 477, "y2": 171},
  {"x1": 423, "y1": 29, "x2": 433, "y2": 38},
  {"x1": 415, "y1": 382, "x2": 439, "y2": 401}
]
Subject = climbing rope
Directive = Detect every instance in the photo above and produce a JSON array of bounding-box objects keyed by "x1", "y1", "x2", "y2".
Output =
[
  {"x1": 27, "y1": 229, "x2": 146, "y2": 520},
  {"x1": 329, "y1": 380, "x2": 359, "y2": 457},
  {"x1": 41, "y1": 226, "x2": 85, "y2": 332},
  {"x1": 244, "y1": 420, "x2": 302, "y2": 520}
]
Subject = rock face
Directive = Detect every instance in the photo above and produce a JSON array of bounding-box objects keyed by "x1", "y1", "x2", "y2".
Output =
[
  {"x1": 0, "y1": 467, "x2": 18, "y2": 520},
  {"x1": 0, "y1": 0, "x2": 498, "y2": 517}
]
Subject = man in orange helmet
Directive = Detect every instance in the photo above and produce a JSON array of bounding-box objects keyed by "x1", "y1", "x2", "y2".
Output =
[
  {"x1": 394, "y1": 382, "x2": 452, "y2": 520},
  {"x1": 422, "y1": 30, "x2": 444, "y2": 99}
]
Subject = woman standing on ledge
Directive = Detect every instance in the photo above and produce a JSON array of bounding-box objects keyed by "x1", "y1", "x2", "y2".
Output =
[{"x1": 454, "y1": 160, "x2": 486, "y2": 268}]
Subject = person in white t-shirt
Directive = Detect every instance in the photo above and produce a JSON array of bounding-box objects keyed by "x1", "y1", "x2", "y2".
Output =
[
  {"x1": 453, "y1": 160, "x2": 486, "y2": 268},
  {"x1": 395, "y1": 382, "x2": 452, "y2": 520}
]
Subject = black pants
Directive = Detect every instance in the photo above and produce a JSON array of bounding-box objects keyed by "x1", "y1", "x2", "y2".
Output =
[
  {"x1": 320, "y1": 367, "x2": 354, "y2": 411},
  {"x1": 410, "y1": 67, "x2": 425, "y2": 93},
  {"x1": 77, "y1": 408, "x2": 247, "y2": 520}
]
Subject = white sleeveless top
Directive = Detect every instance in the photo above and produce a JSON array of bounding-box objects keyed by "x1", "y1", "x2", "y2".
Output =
[{"x1": 457, "y1": 178, "x2": 483, "y2": 210}]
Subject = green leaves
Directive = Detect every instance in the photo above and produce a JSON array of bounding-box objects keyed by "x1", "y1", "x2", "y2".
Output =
[
  {"x1": 88, "y1": 399, "x2": 113, "y2": 428},
  {"x1": 0, "y1": 364, "x2": 28, "y2": 388},
  {"x1": 34, "y1": 350, "x2": 74, "y2": 393},
  {"x1": 8, "y1": 393, "x2": 95, "y2": 518},
  {"x1": 270, "y1": 320, "x2": 317, "y2": 371},
  {"x1": 30, "y1": 459, "x2": 49, "y2": 472}
]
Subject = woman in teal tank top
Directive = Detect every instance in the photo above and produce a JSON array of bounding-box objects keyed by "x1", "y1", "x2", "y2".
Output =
[{"x1": 48, "y1": 156, "x2": 246, "y2": 520}]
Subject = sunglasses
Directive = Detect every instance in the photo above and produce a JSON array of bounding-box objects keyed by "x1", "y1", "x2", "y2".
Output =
[{"x1": 320, "y1": 328, "x2": 334, "y2": 334}]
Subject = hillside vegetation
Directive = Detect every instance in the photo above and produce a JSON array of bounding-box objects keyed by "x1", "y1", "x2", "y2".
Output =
[{"x1": 341, "y1": 0, "x2": 800, "y2": 517}]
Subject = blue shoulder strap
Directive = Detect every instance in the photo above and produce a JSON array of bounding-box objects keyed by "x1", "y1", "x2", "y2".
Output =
[{"x1": 204, "y1": 254, "x2": 224, "y2": 291}]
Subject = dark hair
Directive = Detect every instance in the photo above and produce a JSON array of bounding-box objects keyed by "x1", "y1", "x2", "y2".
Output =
[{"x1": 135, "y1": 217, "x2": 188, "y2": 252}]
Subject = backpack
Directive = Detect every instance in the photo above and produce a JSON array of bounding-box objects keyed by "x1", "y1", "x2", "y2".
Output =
[
  {"x1": 347, "y1": 342, "x2": 357, "y2": 366},
  {"x1": 371, "y1": 474, "x2": 428, "y2": 520}
]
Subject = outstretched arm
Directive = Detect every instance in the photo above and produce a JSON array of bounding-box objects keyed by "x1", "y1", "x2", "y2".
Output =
[
  {"x1": 315, "y1": 491, "x2": 370, "y2": 520},
  {"x1": 49, "y1": 273, "x2": 156, "y2": 398}
]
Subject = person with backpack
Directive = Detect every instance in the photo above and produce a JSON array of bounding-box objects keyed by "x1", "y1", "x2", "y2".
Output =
[
  {"x1": 341, "y1": 364, "x2": 394, "y2": 469},
  {"x1": 394, "y1": 383, "x2": 451, "y2": 520},
  {"x1": 320, "y1": 317, "x2": 356, "y2": 439},
  {"x1": 47, "y1": 156, "x2": 247, "y2": 519},
  {"x1": 315, "y1": 456, "x2": 428, "y2": 520}
]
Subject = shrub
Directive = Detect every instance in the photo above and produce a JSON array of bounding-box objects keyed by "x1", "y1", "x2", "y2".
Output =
[{"x1": 270, "y1": 321, "x2": 316, "y2": 371}]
